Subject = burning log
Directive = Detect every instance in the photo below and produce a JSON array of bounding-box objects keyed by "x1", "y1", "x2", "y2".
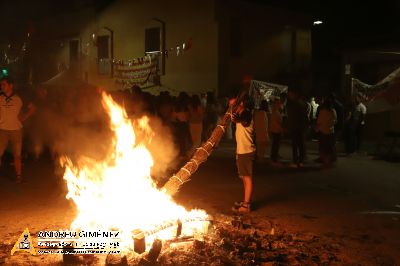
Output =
[
  {"x1": 137, "y1": 217, "x2": 211, "y2": 239},
  {"x1": 132, "y1": 217, "x2": 211, "y2": 253},
  {"x1": 137, "y1": 239, "x2": 163, "y2": 266},
  {"x1": 232, "y1": 215, "x2": 244, "y2": 229},
  {"x1": 133, "y1": 230, "x2": 146, "y2": 254},
  {"x1": 176, "y1": 219, "x2": 182, "y2": 237},
  {"x1": 147, "y1": 239, "x2": 162, "y2": 262},
  {"x1": 162, "y1": 89, "x2": 248, "y2": 196}
]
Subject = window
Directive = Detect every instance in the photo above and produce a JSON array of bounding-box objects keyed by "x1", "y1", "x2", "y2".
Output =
[
  {"x1": 145, "y1": 27, "x2": 161, "y2": 53},
  {"x1": 145, "y1": 20, "x2": 165, "y2": 75},
  {"x1": 97, "y1": 35, "x2": 109, "y2": 59},
  {"x1": 97, "y1": 35, "x2": 111, "y2": 75}
]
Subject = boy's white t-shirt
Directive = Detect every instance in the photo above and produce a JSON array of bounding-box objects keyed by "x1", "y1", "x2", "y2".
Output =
[{"x1": 236, "y1": 120, "x2": 256, "y2": 154}]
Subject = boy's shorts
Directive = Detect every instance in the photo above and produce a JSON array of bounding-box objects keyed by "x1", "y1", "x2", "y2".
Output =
[{"x1": 236, "y1": 152, "x2": 255, "y2": 177}]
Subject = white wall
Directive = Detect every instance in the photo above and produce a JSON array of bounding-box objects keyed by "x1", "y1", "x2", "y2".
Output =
[{"x1": 79, "y1": 0, "x2": 218, "y2": 95}]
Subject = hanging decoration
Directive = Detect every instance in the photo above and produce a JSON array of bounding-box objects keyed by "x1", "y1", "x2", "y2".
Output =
[
  {"x1": 352, "y1": 66, "x2": 400, "y2": 113},
  {"x1": 249, "y1": 80, "x2": 288, "y2": 109},
  {"x1": 145, "y1": 37, "x2": 193, "y2": 58},
  {"x1": 111, "y1": 37, "x2": 193, "y2": 88},
  {"x1": 113, "y1": 54, "x2": 159, "y2": 88},
  {"x1": 2, "y1": 23, "x2": 33, "y2": 66}
]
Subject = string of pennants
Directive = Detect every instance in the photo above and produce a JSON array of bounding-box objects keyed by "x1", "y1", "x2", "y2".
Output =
[
  {"x1": 113, "y1": 37, "x2": 192, "y2": 88},
  {"x1": 111, "y1": 54, "x2": 156, "y2": 67},
  {"x1": 164, "y1": 37, "x2": 192, "y2": 58},
  {"x1": 112, "y1": 37, "x2": 193, "y2": 67}
]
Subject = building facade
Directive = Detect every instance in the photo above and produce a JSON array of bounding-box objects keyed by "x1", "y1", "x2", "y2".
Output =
[{"x1": 31, "y1": 0, "x2": 312, "y2": 96}]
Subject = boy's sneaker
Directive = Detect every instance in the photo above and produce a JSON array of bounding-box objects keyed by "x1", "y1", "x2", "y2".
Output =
[
  {"x1": 234, "y1": 201, "x2": 245, "y2": 207},
  {"x1": 232, "y1": 202, "x2": 251, "y2": 213}
]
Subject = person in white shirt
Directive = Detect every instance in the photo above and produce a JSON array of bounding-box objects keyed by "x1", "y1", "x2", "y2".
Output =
[
  {"x1": 309, "y1": 97, "x2": 319, "y2": 121},
  {"x1": 230, "y1": 96, "x2": 255, "y2": 213},
  {"x1": 354, "y1": 96, "x2": 367, "y2": 152},
  {"x1": 0, "y1": 77, "x2": 34, "y2": 183}
]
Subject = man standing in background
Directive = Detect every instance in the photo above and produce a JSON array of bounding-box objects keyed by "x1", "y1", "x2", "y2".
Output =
[
  {"x1": 286, "y1": 90, "x2": 309, "y2": 167},
  {"x1": 0, "y1": 77, "x2": 34, "y2": 183},
  {"x1": 253, "y1": 99, "x2": 269, "y2": 162},
  {"x1": 354, "y1": 94, "x2": 367, "y2": 153}
]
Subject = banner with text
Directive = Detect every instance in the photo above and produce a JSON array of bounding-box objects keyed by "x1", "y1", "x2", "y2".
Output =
[
  {"x1": 352, "y1": 66, "x2": 400, "y2": 113},
  {"x1": 249, "y1": 80, "x2": 288, "y2": 109},
  {"x1": 114, "y1": 55, "x2": 159, "y2": 88}
]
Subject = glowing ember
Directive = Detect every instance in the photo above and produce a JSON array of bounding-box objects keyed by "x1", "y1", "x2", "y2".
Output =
[{"x1": 61, "y1": 92, "x2": 208, "y2": 252}]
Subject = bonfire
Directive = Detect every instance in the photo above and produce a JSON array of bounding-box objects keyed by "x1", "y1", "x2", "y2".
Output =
[{"x1": 60, "y1": 92, "x2": 209, "y2": 255}]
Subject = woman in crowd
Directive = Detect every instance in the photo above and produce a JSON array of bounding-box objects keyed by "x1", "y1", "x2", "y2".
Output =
[
  {"x1": 316, "y1": 99, "x2": 337, "y2": 166},
  {"x1": 269, "y1": 97, "x2": 283, "y2": 167},
  {"x1": 188, "y1": 94, "x2": 205, "y2": 151}
]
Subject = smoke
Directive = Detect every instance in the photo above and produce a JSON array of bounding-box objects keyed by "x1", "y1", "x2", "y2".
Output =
[
  {"x1": 143, "y1": 115, "x2": 178, "y2": 181},
  {"x1": 25, "y1": 89, "x2": 112, "y2": 162},
  {"x1": 24, "y1": 88, "x2": 178, "y2": 182}
]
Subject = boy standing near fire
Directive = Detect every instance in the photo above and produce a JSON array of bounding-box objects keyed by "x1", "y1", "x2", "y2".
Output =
[{"x1": 230, "y1": 86, "x2": 256, "y2": 213}]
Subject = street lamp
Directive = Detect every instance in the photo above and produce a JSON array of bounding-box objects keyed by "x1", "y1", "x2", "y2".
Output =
[{"x1": 313, "y1": 20, "x2": 323, "y2": 25}]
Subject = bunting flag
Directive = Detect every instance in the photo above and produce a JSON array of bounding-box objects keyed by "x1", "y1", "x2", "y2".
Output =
[
  {"x1": 2, "y1": 31, "x2": 31, "y2": 65},
  {"x1": 352, "y1": 66, "x2": 400, "y2": 113},
  {"x1": 249, "y1": 80, "x2": 288, "y2": 109},
  {"x1": 114, "y1": 54, "x2": 159, "y2": 88},
  {"x1": 146, "y1": 37, "x2": 192, "y2": 57}
]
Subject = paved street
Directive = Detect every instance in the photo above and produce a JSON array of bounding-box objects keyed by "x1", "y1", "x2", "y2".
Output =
[
  {"x1": 176, "y1": 140, "x2": 400, "y2": 264},
  {"x1": 0, "y1": 140, "x2": 399, "y2": 265}
]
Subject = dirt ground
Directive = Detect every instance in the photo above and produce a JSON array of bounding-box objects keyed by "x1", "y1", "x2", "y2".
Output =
[{"x1": 0, "y1": 140, "x2": 399, "y2": 265}]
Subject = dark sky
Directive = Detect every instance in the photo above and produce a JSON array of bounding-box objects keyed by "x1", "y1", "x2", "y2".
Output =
[
  {"x1": 251, "y1": 0, "x2": 400, "y2": 48},
  {"x1": 2, "y1": 1, "x2": 400, "y2": 35},
  {"x1": 0, "y1": 0, "x2": 108, "y2": 37},
  {"x1": 1, "y1": 0, "x2": 399, "y2": 49},
  {"x1": 1, "y1": 0, "x2": 397, "y2": 92},
  {"x1": 246, "y1": 0, "x2": 400, "y2": 93}
]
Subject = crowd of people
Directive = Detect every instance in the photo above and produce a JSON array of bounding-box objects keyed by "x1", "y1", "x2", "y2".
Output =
[
  {"x1": 0, "y1": 75, "x2": 367, "y2": 215},
  {"x1": 0, "y1": 77, "x2": 234, "y2": 183},
  {"x1": 230, "y1": 85, "x2": 367, "y2": 213}
]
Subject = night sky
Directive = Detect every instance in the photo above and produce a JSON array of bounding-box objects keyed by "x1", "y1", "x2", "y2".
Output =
[
  {"x1": 1, "y1": 0, "x2": 399, "y2": 47},
  {"x1": 255, "y1": 0, "x2": 400, "y2": 45},
  {"x1": 1, "y1": 0, "x2": 399, "y2": 93},
  {"x1": 245, "y1": 0, "x2": 400, "y2": 94}
]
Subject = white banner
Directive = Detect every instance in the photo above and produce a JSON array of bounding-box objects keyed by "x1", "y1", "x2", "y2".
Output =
[
  {"x1": 352, "y1": 66, "x2": 400, "y2": 113},
  {"x1": 249, "y1": 80, "x2": 288, "y2": 109}
]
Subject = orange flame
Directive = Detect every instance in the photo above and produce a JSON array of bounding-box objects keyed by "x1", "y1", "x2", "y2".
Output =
[{"x1": 61, "y1": 92, "x2": 208, "y2": 252}]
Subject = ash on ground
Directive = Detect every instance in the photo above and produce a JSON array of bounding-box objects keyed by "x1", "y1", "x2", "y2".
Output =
[
  {"x1": 4, "y1": 214, "x2": 395, "y2": 265},
  {"x1": 154, "y1": 214, "x2": 340, "y2": 266}
]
